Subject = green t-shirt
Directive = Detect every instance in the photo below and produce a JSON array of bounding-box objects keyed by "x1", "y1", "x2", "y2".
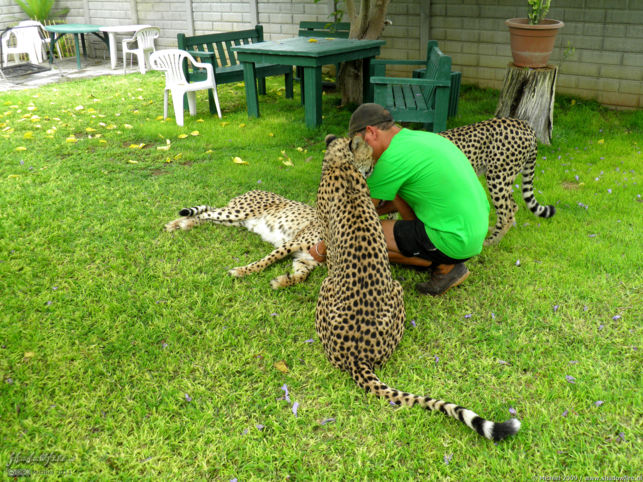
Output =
[{"x1": 367, "y1": 128, "x2": 489, "y2": 259}]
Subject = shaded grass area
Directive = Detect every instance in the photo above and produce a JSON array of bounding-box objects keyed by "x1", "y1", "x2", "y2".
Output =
[{"x1": 0, "y1": 73, "x2": 641, "y2": 479}]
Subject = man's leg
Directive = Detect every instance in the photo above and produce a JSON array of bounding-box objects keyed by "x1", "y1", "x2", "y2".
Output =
[{"x1": 380, "y1": 220, "x2": 431, "y2": 268}]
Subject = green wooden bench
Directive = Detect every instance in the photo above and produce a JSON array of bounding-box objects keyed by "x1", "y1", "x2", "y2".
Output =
[
  {"x1": 296, "y1": 21, "x2": 351, "y2": 86},
  {"x1": 369, "y1": 40, "x2": 456, "y2": 132},
  {"x1": 177, "y1": 25, "x2": 294, "y2": 114}
]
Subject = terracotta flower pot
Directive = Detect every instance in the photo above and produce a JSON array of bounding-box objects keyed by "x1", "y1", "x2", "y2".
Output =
[{"x1": 505, "y1": 18, "x2": 565, "y2": 68}]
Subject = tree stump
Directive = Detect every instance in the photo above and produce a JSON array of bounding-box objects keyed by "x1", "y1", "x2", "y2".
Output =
[{"x1": 495, "y1": 63, "x2": 558, "y2": 145}]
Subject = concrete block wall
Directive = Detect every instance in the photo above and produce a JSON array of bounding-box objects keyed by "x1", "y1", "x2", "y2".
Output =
[
  {"x1": 3, "y1": 0, "x2": 640, "y2": 108},
  {"x1": 424, "y1": 0, "x2": 643, "y2": 108}
]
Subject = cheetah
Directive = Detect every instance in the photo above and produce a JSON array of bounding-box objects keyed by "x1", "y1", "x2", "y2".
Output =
[
  {"x1": 439, "y1": 117, "x2": 556, "y2": 245},
  {"x1": 315, "y1": 134, "x2": 521, "y2": 441},
  {"x1": 164, "y1": 190, "x2": 321, "y2": 289}
]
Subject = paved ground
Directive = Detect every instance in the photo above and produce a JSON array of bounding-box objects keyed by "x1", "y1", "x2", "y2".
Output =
[{"x1": 0, "y1": 57, "x2": 128, "y2": 92}]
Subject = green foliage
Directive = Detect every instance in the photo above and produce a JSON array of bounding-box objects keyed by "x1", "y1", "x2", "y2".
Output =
[
  {"x1": 0, "y1": 75, "x2": 641, "y2": 478},
  {"x1": 13, "y1": 0, "x2": 68, "y2": 21},
  {"x1": 527, "y1": 0, "x2": 552, "y2": 25}
]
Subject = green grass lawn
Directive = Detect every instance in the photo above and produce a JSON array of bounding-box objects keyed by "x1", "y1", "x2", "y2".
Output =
[{"x1": 1, "y1": 73, "x2": 641, "y2": 480}]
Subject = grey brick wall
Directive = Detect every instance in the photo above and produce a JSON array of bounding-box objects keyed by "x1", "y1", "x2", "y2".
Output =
[
  {"x1": 423, "y1": 0, "x2": 642, "y2": 108},
  {"x1": 3, "y1": 0, "x2": 640, "y2": 108}
]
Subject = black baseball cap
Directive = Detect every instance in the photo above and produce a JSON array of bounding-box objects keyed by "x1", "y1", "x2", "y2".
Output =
[{"x1": 348, "y1": 103, "x2": 393, "y2": 136}]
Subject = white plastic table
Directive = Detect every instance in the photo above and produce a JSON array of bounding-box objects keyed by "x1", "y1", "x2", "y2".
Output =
[{"x1": 99, "y1": 25, "x2": 151, "y2": 69}]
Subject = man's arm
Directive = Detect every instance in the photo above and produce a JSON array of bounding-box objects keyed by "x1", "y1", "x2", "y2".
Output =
[{"x1": 372, "y1": 195, "x2": 417, "y2": 220}]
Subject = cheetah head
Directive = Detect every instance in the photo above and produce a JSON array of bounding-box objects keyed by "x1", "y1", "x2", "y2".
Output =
[{"x1": 323, "y1": 134, "x2": 375, "y2": 178}]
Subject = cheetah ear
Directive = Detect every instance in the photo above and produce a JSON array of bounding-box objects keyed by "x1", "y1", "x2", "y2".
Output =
[
  {"x1": 350, "y1": 135, "x2": 364, "y2": 152},
  {"x1": 325, "y1": 134, "x2": 337, "y2": 146}
]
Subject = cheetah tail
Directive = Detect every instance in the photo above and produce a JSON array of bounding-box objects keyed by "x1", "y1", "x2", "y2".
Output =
[
  {"x1": 178, "y1": 205, "x2": 215, "y2": 217},
  {"x1": 521, "y1": 152, "x2": 556, "y2": 219},
  {"x1": 352, "y1": 361, "x2": 521, "y2": 442}
]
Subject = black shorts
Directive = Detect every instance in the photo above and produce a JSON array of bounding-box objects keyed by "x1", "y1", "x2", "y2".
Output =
[{"x1": 393, "y1": 220, "x2": 468, "y2": 265}]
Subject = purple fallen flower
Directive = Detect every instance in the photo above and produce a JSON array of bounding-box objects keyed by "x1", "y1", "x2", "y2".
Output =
[
  {"x1": 46, "y1": 301, "x2": 52, "y2": 306},
  {"x1": 599, "y1": 324, "x2": 604, "y2": 331},
  {"x1": 498, "y1": 359, "x2": 509, "y2": 365},
  {"x1": 509, "y1": 407, "x2": 517, "y2": 416},
  {"x1": 594, "y1": 400, "x2": 604, "y2": 407},
  {"x1": 562, "y1": 410, "x2": 569, "y2": 417},
  {"x1": 321, "y1": 418, "x2": 336, "y2": 425},
  {"x1": 617, "y1": 432, "x2": 625, "y2": 442},
  {"x1": 52, "y1": 286, "x2": 58, "y2": 291},
  {"x1": 444, "y1": 454, "x2": 453, "y2": 465},
  {"x1": 553, "y1": 305, "x2": 559, "y2": 313},
  {"x1": 588, "y1": 234, "x2": 597, "y2": 238},
  {"x1": 270, "y1": 313, "x2": 278, "y2": 317},
  {"x1": 583, "y1": 306, "x2": 589, "y2": 311},
  {"x1": 304, "y1": 338, "x2": 314, "y2": 343},
  {"x1": 434, "y1": 355, "x2": 439, "y2": 365},
  {"x1": 161, "y1": 342, "x2": 168, "y2": 349},
  {"x1": 231, "y1": 478, "x2": 238, "y2": 482},
  {"x1": 241, "y1": 428, "x2": 249, "y2": 436},
  {"x1": 464, "y1": 314, "x2": 472, "y2": 319},
  {"x1": 491, "y1": 312, "x2": 496, "y2": 320},
  {"x1": 410, "y1": 319, "x2": 416, "y2": 328},
  {"x1": 389, "y1": 401, "x2": 397, "y2": 407},
  {"x1": 185, "y1": 393, "x2": 192, "y2": 402},
  {"x1": 565, "y1": 375, "x2": 576, "y2": 384},
  {"x1": 292, "y1": 401, "x2": 299, "y2": 417},
  {"x1": 515, "y1": 259, "x2": 521, "y2": 267},
  {"x1": 607, "y1": 189, "x2": 612, "y2": 194},
  {"x1": 256, "y1": 424, "x2": 265, "y2": 431},
  {"x1": 257, "y1": 179, "x2": 262, "y2": 184},
  {"x1": 281, "y1": 384, "x2": 290, "y2": 403},
  {"x1": 569, "y1": 360, "x2": 578, "y2": 365},
  {"x1": 612, "y1": 315, "x2": 622, "y2": 321},
  {"x1": 575, "y1": 175, "x2": 579, "y2": 181}
]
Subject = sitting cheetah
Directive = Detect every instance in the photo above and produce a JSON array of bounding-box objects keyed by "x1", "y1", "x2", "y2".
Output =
[
  {"x1": 315, "y1": 134, "x2": 521, "y2": 441},
  {"x1": 164, "y1": 190, "x2": 321, "y2": 289},
  {"x1": 439, "y1": 117, "x2": 556, "y2": 245}
]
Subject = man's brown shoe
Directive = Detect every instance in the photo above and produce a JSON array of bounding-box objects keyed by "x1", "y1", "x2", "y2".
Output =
[{"x1": 416, "y1": 263, "x2": 470, "y2": 296}]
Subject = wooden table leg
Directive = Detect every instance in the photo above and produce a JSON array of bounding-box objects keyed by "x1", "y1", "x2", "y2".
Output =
[
  {"x1": 242, "y1": 61, "x2": 260, "y2": 118},
  {"x1": 362, "y1": 57, "x2": 373, "y2": 103},
  {"x1": 303, "y1": 66, "x2": 322, "y2": 128}
]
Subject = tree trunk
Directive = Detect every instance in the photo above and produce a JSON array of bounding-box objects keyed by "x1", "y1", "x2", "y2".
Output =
[
  {"x1": 339, "y1": 0, "x2": 390, "y2": 105},
  {"x1": 495, "y1": 63, "x2": 558, "y2": 145}
]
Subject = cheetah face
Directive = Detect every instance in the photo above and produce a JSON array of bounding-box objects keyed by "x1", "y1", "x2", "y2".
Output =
[{"x1": 323, "y1": 134, "x2": 375, "y2": 178}]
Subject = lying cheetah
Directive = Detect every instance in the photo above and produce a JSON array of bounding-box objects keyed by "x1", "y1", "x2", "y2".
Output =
[
  {"x1": 164, "y1": 190, "x2": 321, "y2": 289},
  {"x1": 315, "y1": 134, "x2": 521, "y2": 441}
]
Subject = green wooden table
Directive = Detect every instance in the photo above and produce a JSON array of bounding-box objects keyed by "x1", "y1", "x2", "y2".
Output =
[
  {"x1": 232, "y1": 37, "x2": 385, "y2": 128},
  {"x1": 45, "y1": 24, "x2": 108, "y2": 70}
]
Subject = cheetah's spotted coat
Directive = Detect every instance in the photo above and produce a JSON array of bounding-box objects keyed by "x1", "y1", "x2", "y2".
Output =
[{"x1": 315, "y1": 134, "x2": 521, "y2": 441}]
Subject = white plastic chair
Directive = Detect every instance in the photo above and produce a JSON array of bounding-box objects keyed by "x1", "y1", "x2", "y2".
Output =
[
  {"x1": 122, "y1": 26, "x2": 160, "y2": 74},
  {"x1": 2, "y1": 22, "x2": 42, "y2": 65},
  {"x1": 150, "y1": 49, "x2": 222, "y2": 126},
  {"x1": 1, "y1": 21, "x2": 62, "y2": 66}
]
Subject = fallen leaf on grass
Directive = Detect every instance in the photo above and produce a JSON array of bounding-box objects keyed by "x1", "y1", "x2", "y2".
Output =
[
  {"x1": 15, "y1": 146, "x2": 26, "y2": 151},
  {"x1": 233, "y1": 156, "x2": 248, "y2": 165},
  {"x1": 274, "y1": 360, "x2": 289, "y2": 373}
]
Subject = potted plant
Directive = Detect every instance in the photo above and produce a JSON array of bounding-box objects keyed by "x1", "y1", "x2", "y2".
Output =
[{"x1": 505, "y1": 0, "x2": 564, "y2": 68}]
